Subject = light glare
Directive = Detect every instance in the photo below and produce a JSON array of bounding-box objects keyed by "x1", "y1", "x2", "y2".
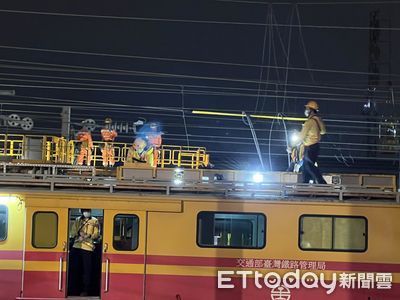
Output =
[{"x1": 252, "y1": 173, "x2": 263, "y2": 183}]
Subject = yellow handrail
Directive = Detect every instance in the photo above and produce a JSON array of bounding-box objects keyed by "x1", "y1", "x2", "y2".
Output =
[{"x1": 0, "y1": 134, "x2": 209, "y2": 169}]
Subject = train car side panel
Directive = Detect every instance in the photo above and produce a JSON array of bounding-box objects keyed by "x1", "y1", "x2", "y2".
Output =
[
  {"x1": 101, "y1": 209, "x2": 146, "y2": 300},
  {"x1": 22, "y1": 206, "x2": 68, "y2": 298},
  {"x1": 145, "y1": 199, "x2": 400, "y2": 299},
  {"x1": 0, "y1": 196, "x2": 24, "y2": 300}
]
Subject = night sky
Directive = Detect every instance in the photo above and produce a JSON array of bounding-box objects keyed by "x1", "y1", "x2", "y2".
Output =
[{"x1": 0, "y1": 0, "x2": 400, "y2": 173}]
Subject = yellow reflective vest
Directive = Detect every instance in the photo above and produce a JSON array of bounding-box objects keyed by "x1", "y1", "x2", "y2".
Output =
[
  {"x1": 70, "y1": 216, "x2": 100, "y2": 252},
  {"x1": 299, "y1": 115, "x2": 326, "y2": 146}
]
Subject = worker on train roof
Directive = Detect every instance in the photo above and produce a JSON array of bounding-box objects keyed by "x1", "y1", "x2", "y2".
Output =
[
  {"x1": 298, "y1": 100, "x2": 327, "y2": 185},
  {"x1": 101, "y1": 117, "x2": 118, "y2": 167}
]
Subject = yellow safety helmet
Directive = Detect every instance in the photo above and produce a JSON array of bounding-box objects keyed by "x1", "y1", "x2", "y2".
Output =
[
  {"x1": 133, "y1": 137, "x2": 147, "y2": 151},
  {"x1": 305, "y1": 100, "x2": 319, "y2": 111}
]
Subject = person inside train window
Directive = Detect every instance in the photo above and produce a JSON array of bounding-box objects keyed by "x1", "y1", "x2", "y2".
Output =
[{"x1": 69, "y1": 208, "x2": 100, "y2": 296}]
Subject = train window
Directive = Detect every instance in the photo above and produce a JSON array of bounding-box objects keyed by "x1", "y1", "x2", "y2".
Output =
[
  {"x1": 197, "y1": 212, "x2": 266, "y2": 249},
  {"x1": 299, "y1": 215, "x2": 367, "y2": 252},
  {"x1": 113, "y1": 214, "x2": 139, "y2": 251},
  {"x1": 334, "y1": 217, "x2": 367, "y2": 251},
  {"x1": 0, "y1": 205, "x2": 7, "y2": 241},
  {"x1": 32, "y1": 212, "x2": 58, "y2": 248},
  {"x1": 299, "y1": 216, "x2": 333, "y2": 250}
]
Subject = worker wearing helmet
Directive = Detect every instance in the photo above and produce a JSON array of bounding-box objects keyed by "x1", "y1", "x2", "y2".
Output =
[
  {"x1": 126, "y1": 137, "x2": 149, "y2": 163},
  {"x1": 76, "y1": 128, "x2": 94, "y2": 166},
  {"x1": 145, "y1": 122, "x2": 163, "y2": 167},
  {"x1": 299, "y1": 101, "x2": 327, "y2": 184},
  {"x1": 101, "y1": 118, "x2": 118, "y2": 167},
  {"x1": 69, "y1": 209, "x2": 100, "y2": 296}
]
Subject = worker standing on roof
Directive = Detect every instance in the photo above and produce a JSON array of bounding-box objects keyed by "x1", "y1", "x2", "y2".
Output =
[
  {"x1": 299, "y1": 101, "x2": 327, "y2": 184},
  {"x1": 76, "y1": 128, "x2": 93, "y2": 166},
  {"x1": 101, "y1": 118, "x2": 118, "y2": 167}
]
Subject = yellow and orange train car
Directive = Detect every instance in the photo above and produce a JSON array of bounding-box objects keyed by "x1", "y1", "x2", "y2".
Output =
[{"x1": 0, "y1": 190, "x2": 399, "y2": 300}]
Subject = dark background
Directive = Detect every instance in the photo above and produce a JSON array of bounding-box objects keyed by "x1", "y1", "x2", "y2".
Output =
[{"x1": 0, "y1": 0, "x2": 399, "y2": 174}]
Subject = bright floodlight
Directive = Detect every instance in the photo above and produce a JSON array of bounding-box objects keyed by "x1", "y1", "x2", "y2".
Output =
[
  {"x1": 0, "y1": 195, "x2": 19, "y2": 204},
  {"x1": 290, "y1": 132, "x2": 300, "y2": 145},
  {"x1": 173, "y1": 178, "x2": 183, "y2": 185},
  {"x1": 173, "y1": 168, "x2": 184, "y2": 185},
  {"x1": 252, "y1": 172, "x2": 263, "y2": 183}
]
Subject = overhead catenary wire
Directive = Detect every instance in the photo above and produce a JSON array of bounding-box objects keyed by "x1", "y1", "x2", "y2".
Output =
[
  {"x1": 2, "y1": 95, "x2": 397, "y2": 131},
  {"x1": 281, "y1": 5, "x2": 295, "y2": 113},
  {"x1": 0, "y1": 7, "x2": 397, "y2": 169},
  {"x1": 0, "y1": 70, "x2": 383, "y2": 100},
  {"x1": 181, "y1": 86, "x2": 190, "y2": 147},
  {"x1": 218, "y1": 0, "x2": 400, "y2": 5},
  {"x1": 0, "y1": 70, "x2": 386, "y2": 102},
  {"x1": 1, "y1": 82, "x2": 387, "y2": 104},
  {"x1": 3, "y1": 94, "x2": 399, "y2": 127},
  {"x1": 1, "y1": 8, "x2": 400, "y2": 31},
  {"x1": 254, "y1": 4, "x2": 271, "y2": 113},
  {"x1": 242, "y1": 112, "x2": 265, "y2": 170},
  {"x1": 295, "y1": 4, "x2": 316, "y2": 83},
  {"x1": 0, "y1": 45, "x2": 397, "y2": 78},
  {"x1": 0, "y1": 70, "x2": 382, "y2": 99},
  {"x1": 0, "y1": 58, "x2": 391, "y2": 94}
]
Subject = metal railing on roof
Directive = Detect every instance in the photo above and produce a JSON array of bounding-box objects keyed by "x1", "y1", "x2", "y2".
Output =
[{"x1": 0, "y1": 134, "x2": 209, "y2": 169}]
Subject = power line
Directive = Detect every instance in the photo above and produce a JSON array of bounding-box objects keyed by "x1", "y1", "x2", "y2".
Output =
[
  {"x1": 0, "y1": 45, "x2": 398, "y2": 77},
  {"x1": 3, "y1": 93, "x2": 397, "y2": 126},
  {"x1": 281, "y1": 5, "x2": 295, "y2": 113},
  {"x1": 0, "y1": 70, "x2": 380, "y2": 100},
  {"x1": 0, "y1": 58, "x2": 390, "y2": 93},
  {"x1": 0, "y1": 68, "x2": 386, "y2": 102},
  {"x1": 1, "y1": 8, "x2": 400, "y2": 31},
  {"x1": 254, "y1": 4, "x2": 270, "y2": 113},
  {"x1": 300, "y1": 1, "x2": 400, "y2": 5},
  {"x1": 295, "y1": 4, "x2": 316, "y2": 83},
  {"x1": 218, "y1": 0, "x2": 400, "y2": 5},
  {"x1": 1, "y1": 81, "x2": 385, "y2": 103}
]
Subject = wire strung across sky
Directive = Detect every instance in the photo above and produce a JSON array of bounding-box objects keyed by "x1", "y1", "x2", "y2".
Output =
[
  {"x1": 0, "y1": 45, "x2": 397, "y2": 77},
  {"x1": 217, "y1": 0, "x2": 400, "y2": 5},
  {"x1": 1, "y1": 8, "x2": 400, "y2": 31},
  {"x1": 0, "y1": 77, "x2": 386, "y2": 103},
  {"x1": 0, "y1": 70, "x2": 381, "y2": 100},
  {"x1": 0, "y1": 58, "x2": 390, "y2": 94}
]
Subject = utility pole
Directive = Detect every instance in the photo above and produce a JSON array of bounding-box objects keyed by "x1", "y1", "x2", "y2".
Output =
[{"x1": 61, "y1": 106, "x2": 71, "y2": 139}]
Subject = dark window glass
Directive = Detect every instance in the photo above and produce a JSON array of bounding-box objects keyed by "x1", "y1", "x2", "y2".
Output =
[
  {"x1": 299, "y1": 215, "x2": 367, "y2": 252},
  {"x1": 0, "y1": 205, "x2": 7, "y2": 241},
  {"x1": 197, "y1": 212, "x2": 266, "y2": 249},
  {"x1": 113, "y1": 214, "x2": 139, "y2": 251},
  {"x1": 32, "y1": 212, "x2": 58, "y2": 248}
]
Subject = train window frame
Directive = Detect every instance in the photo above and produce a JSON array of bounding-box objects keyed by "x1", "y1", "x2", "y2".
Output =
[
  {"x1": 0, "y1": 205, "x2": 7, "y2": 241},
  {"x1": 298, "y1": 214, "x2": 368, "y2": 252},
  {"x1": 112, "y1": 214, "x2": 139, "y2": 252},
  {"x1": 32, "y1": 211, "x2": 58, "y2": 249},
  {"x1": 196, "y1": 211, "x2": 266, "y2": 249}
]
